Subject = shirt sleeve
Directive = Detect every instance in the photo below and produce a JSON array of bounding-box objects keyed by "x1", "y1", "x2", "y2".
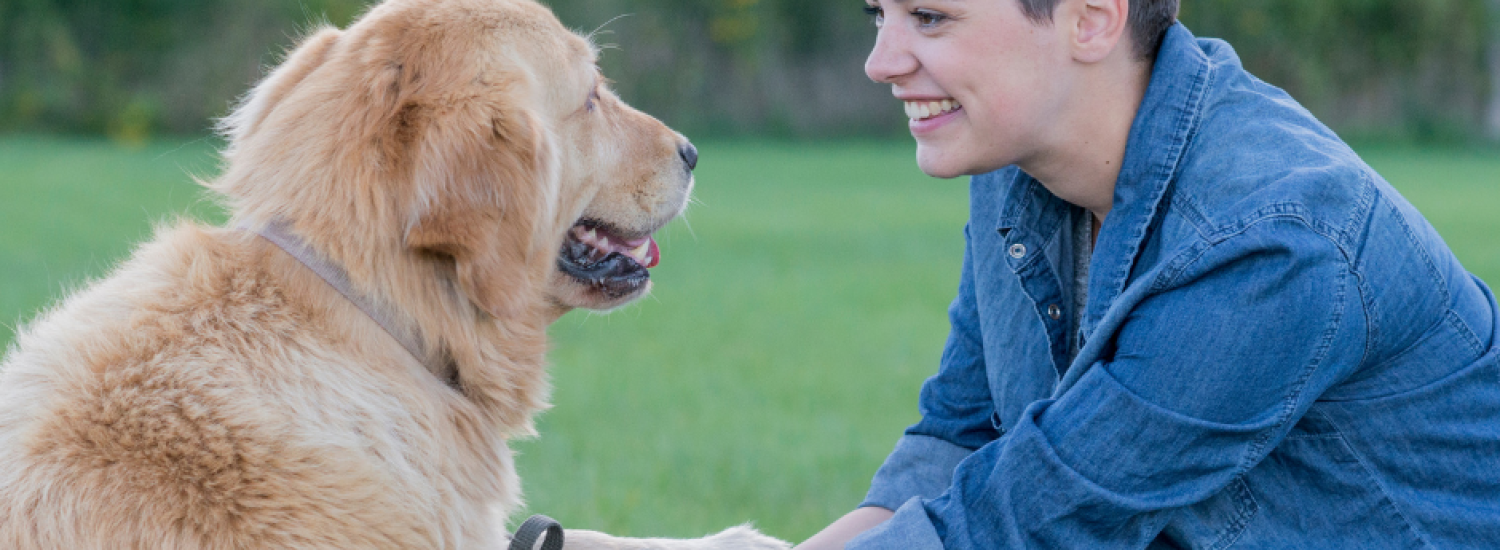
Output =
[
  {"x1": 853, "y1": 218, "x2": 1369, "y2": 549},
  {"x1": 861, "y1": 223, "x2": 1000, "y2": 512}
]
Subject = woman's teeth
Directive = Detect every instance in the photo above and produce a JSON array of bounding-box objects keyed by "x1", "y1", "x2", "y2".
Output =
[{"x1": 905, "y1": 99, "x2": 962, "y2": 121}]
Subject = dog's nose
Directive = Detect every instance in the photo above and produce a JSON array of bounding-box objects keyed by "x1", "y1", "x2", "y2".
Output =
[{"x1": 679, "y1": 143, "x2": 699, "y2": 171}]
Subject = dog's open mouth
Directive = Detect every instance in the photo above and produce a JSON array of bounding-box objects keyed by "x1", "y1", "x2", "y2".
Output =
[{"x1": 557, "y1": 219, "x2": 661, "y2": 298}]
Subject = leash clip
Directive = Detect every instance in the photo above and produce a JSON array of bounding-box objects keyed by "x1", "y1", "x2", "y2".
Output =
[{"x1": 509, "y1": 514, "x2": 564, "y2": 550}]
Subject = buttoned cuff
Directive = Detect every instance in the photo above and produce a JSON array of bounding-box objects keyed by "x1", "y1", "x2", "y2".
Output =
[
  {"x1": 860, "y1": 434, "x2": 973, "y2": 511},
  {"x1": 846, "y1": 497, "x2": 944, "y2": 550}
]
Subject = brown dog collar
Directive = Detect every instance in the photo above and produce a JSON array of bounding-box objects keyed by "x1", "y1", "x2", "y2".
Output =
[{"x1": 244, "y1": 218, "x2": 429, "y2": 367}]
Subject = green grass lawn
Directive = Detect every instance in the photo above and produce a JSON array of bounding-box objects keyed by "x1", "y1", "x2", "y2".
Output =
[{"x1": 1, "y1": 134, "x2": 1496, "y2": 542}]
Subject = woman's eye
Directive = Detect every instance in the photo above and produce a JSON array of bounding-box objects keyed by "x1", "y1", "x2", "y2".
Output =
[
  {"x1": 862, "y1": 5, "x2": 884, "y2": 27},
  {"x1": 912, "y1": 9, "x2": 947, "y2": 27}
]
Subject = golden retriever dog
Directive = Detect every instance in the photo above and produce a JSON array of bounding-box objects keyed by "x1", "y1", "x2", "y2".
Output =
[{"x1": 0, "y1": 0, "x2": 788, "y2": 548}]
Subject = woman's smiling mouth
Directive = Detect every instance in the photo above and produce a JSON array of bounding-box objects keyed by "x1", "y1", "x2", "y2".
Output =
[
  {"x1": 904, "y1": 99, "x2": 963, "y2": 121},
  {"x1": 905, "y1": 98, "x2": 964, "y2": 135}
]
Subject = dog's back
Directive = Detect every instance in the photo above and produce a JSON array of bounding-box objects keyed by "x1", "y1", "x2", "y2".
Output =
[{"x1": 0, "y1": 224, "x2": 515, "y2": 549}]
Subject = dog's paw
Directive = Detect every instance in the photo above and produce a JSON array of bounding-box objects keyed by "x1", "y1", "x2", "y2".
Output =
[
  {"x1": 556, "y1": 524, "x2": 790, "y2": 550},
  {"x1": 700, "y1": 524, "x2": 791, "y2": 550}
]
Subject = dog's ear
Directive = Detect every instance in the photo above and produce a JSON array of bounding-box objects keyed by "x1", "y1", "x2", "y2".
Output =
[
  {"x1": 220, "y1": 26, "x2": 342, "y2": 144},
  {"x1": 406, "y1": 102, "x2": 558, "y2": 319}
]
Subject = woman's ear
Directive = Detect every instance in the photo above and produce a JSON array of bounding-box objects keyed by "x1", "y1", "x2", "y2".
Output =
[
  {"x1": 405, "y1": 102, "x2": 558, "y2": 319},
  {"x1": 220, "y1": 27, "x2": 343, "y2": 144},
  {"x1": 1070, "y1": 0, "x2": 1130, "y2": 64}
]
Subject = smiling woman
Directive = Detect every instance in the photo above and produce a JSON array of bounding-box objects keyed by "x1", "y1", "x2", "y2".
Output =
[
  {"x1": 801, "y1": 0, "x2": 1500, "y2": 549},
  {"x1": 860, "y1": 0, "x2": 1145, "y2": 218}
]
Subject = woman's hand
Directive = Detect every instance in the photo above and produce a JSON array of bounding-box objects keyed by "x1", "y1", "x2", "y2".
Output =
[{"x1": 795, "y1": 507, "x2": 895, "y2": 550}]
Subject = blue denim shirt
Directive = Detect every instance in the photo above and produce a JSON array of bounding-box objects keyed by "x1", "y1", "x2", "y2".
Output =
[{"x1": 850, "y1": 24, "x2": 1500, "y2": 549}]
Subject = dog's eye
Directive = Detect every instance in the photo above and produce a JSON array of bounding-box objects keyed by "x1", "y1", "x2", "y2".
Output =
[{"x1": 586, "y1": 89, "x2": 600, "y2": 113}]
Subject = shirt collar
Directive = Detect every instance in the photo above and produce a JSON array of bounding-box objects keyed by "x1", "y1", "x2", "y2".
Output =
[{"x1": 1083, "y1": 22, "x2": 1214, "y2": 330}]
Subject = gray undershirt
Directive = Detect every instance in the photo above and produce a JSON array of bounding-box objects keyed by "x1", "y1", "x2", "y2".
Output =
[{"x1": 1069, "y1": 209, "x2": 1093, "y2": 362}]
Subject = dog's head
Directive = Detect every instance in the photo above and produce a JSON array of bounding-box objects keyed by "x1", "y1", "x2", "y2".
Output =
[{"x1": 216, "y1": 0, "x2": 695, "y2": 319}]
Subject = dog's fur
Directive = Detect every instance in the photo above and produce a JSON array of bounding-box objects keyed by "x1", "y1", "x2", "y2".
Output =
[{"x1": 0, "y1": 0, "x2": 787, "y2": 548}]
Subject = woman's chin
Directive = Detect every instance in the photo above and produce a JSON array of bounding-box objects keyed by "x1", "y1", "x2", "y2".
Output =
[{"x1": 914, "y1": 145, "x2": 970, "y2": 179}]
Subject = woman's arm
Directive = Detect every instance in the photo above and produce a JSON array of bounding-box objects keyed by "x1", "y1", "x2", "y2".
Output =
[
  {"x1": 848, "y1": 220, "x2": 1368, "y2": 549},
  {"x1": 795, "y1": 507, "x2": 894, "y2": 550}
]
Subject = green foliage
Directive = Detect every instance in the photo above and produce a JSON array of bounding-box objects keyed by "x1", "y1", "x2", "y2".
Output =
[
  {"x1": 1179, "y1": 0, "x2": 1494, "y2": 140},
  {"x1": 0, "y1": 0, "x2": 372, "y2": 138},
  {"x1": 0, "y1": 0, "x2": 1494, "y2": 139},
  {"x1": 541, "y1": 0, "x2": 885, "y2": 137}
]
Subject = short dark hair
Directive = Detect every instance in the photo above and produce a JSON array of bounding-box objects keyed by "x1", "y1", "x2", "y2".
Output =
[{"x1": 1017, "y1": 0, "x2": 1180, "y2": 62}]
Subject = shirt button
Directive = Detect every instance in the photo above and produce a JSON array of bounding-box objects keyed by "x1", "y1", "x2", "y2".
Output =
[
  {"x1": 1047, "y1": 304, "x2": 1062, "y2": 320},
  {"x1": 1008, "y1": 243, "x2": 1027, "y2": 259}
]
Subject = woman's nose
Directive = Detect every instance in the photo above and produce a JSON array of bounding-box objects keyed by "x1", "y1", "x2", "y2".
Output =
[{"x1": 865, "y1": 25, "x2": 917, "y2": 83}]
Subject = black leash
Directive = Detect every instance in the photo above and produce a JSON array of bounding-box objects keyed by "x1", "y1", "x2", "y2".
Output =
[{"x1": 508, "y1": 514, "x2": 564, "y2": 550}]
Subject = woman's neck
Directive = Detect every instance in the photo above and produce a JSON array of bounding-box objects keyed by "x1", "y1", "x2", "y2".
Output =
[{"x1": 1021, "y1": 58, "x2": 1152, "y2": 222}]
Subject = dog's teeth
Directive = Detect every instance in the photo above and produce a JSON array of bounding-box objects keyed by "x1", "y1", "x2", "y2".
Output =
[
  {"x1": 598, "y1": 236, "x2": 609, "y2": 248},
  {"x1": 585, "y1": 228, "x2": 597, "y2": 242},
  {"x1": 629, "y1": 242, "x2": 649, "y2": 261}
]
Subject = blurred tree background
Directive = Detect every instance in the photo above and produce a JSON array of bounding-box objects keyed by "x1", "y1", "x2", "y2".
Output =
[{"x1": 0, "y1": 0, "x2": 1497, "y2": 142}]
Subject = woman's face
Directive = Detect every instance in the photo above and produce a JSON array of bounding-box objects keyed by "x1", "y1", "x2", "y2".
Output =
[{"x1": 865, "y1": 0, "x2": 1074, "y2": 179}]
